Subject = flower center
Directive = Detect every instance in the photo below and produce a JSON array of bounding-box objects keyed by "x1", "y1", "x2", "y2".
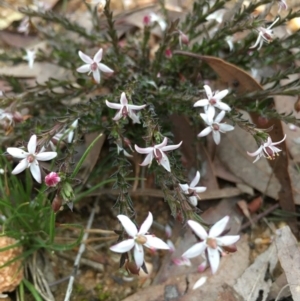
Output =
[
  {"x1": 265, "y1": 146, "x2": 276, "y2": 160},
  {"x1": 154, "y1": 149, "x2": 163, "y2": 162},
  {"x1": 135, "y1": 234, "x2": 147, "y2": 245},
  {"x1": 206, "y1": 237, "x2": 217, "y2": 249},
  {"x1": 27, "y1": 154, "x2": 35, "y2": 164},
  {"x1": 212, "y1": 123, "x2": 219, "y2": 131},
  {"x1": 209, "y1": 98, "x2": 217, "y2": 105},
  {"x1": 121, "y1": 106, "x2": 129, "y2": 117},
  {"x1": 91, "y1": 62, "x2": 98, "y2": 71}
]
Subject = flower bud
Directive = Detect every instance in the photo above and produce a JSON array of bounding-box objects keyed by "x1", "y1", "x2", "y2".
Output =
[
  {"x1": 61, "y1": 182, "x2": 75, "y2": 202},
  {"x1": 143, "y1": 15, "x2": 151, "y2": 26},
  {"x1": 179, "y1": 31, "x2": 189, "y2": 45},
  {"x1": 52, "y1": 195, "x2": 63, "y2": 213},
  {"x1": 45, "y1": 172, "x2": 61, "y2": 187},
  {"x1": 165, "y1": 48, "x2": 172, "y2": 58}
]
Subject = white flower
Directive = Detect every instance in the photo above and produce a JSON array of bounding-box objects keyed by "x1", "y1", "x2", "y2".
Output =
[
  {"x1": 23, "y1": 49, "x2": 36, "y2": 69},
  {"x1": 179, "y1": 171, "x2": 207, "y2": 206},
  {"x1": 148, "y1": 12, "x2": 167, "y2": 31},
  {"x1": 116, "y1": 143, "x2": 133, "y2": 158},
  {"x1": 0, "y1": 109, "x2": 14, "y2": 126},
  {"x1": 182, "y1": 216, "x2": 240, "y2": 274},
  {"x1": 76, "y1": 48, "x2": 113, "y2": 83},
  {"x1": 247, "y1": 135, "x2": 286, "y2": 163},
  {"x1": 7, "y1": 135, "x2": 57, "y2": 183},
  {"x1": 198, "y1": 110, "x2": 234, "y2": 145},
  {"x1": 250, "y1": 18, "x2": 279, "y2": 50},
  {"x1": 67, "y1": 119, "x2": 79, "y2": 143},
  {"x1": 86, "y1": 0, "x2": 106, "y2": 12},
  {"x1": 277, "y1": 0, "x2": 287, "y2": 12},
  {"x1": 110, "y1": 212, "x2": 169, "y2": 269},
  {"x1": 194, "y1": 85, "x2": 231, "y2": 117},
  {"x1": 206, "y1": 9, "x2": 226, "y2": 23},
  {"x1": 134, "y1": 137, "x2": 182, "y2": 172},
  {"x1": 106, "y1": 92, "x2": 146, "y2": 124}
]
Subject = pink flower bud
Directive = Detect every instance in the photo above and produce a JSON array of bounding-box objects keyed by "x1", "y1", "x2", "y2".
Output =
[
  {"x1": 178, "y1": 31, "x2": 189, "y2": 45},
  {"x1": 45, "y1": 172, "x2": 61, "y2": 187},
  {"x1": 143, "y1": 15, "x2": 151, "y2": 26},
  {"x1": 165, "y1": 49, "x2": 172, "y2": 58}
]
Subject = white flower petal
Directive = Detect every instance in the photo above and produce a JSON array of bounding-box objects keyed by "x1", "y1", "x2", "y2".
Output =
[
  {"x1": 155, "y1": 137, "x2": 168, "y2": 149},
  {"x1": 11, "y1": 159, "x2": 28, "y2": 175},
  {"x1": 187, "y1": 220, "x2": 208, "y2": 240},
  {"x1": 216, "y1": 101, "x2": 231, "y2": 111},
  {"x1": 127, "y1": 104, "x2": 147, "y2": 111},
  {"x1": 203, "y1": 85, "x2": 212, "y2": 98},
  {"x1": 134, "y1": 243, "x2": 144, "y2": 268},
  {"x1": 206, "y1": 106, "x2": 216, "y2": 119},
  {"x1": 247, "y1": 146, "x2": 263, "y2": 157},
  {"x1": 272, "y1": 134, "x2": 286, "y2": 146},
  {"x1": 209, "y1": 216, "x2": 229, "y2": 237},
  {"x1": 219, "y1": 123, "x2": 234, "y2": 132},
  {"x1": 128, "y1": 110, "x2": 141, "y2": 124},
  {"x1": 214, "y1": 89, "x2": 228, "y2": 101},
  {"x1": 193, "y1": 186, "x2": 207, "y2": 193},
  {"x1": 112, "y1": 110, "x2": 123, "y2": 121},
  {"x1": 253, "y1": 154, "x2": 262, "y2": 163},
  {"x1": 207, "y1": 247, "x2": 220, "y2": 274},
  {"x1": 188, "y1": 196, "x2": 198, "y2": 206},
  {"x1": 190, "y1": 171, "x2": 200, "y2": 188},
  {"x1": 144, "y1": 236, "x2": 169, "y2": 249},
  {"x1": 200, "y1": 113, "x2": 210, "y2": 125},
  {"x1": 117, "y1": 215, "x2": 138, "y2": 237},
  {"x1": 78, "y1": 51, "x2": 93, "y2": 64},
  {"x1": 36, "y1": 152, "x2": 57, "y2": 161},
  {"x1": 179, "y1": 183, "x2": 189, "y2": 192},
  {"x1": 215, "y1": 110, "x2": 226, "y2": 123},
  {"x1": 93, "y1": 48, "x2": 103, "y2": 62},
  {"x1": 212, "y1": 131, "x2": 221, "y2": 145},
  {"x1": 77, "y1": 64, "x2": 91, "y2": 73},
  {"x1": 216, "y1": 235, "x2": 240, "y2": 246},
  {"x1": 30, "y1": 161, "x2": 41, "y2": 183},
  {"x1": 161, "y1": 141, "x2": 182, "y2": 152},
  {"x1": 120, "y1": 92, "x2": 128, "y2": 105},
  {"x1": 98, "y1": 63, "x2": 114, "y2": 73},
  {"x1": 68, "y1": 130, "x2": 74, "y2": 143},
  {"x1": 105, "y1": 100, "x2": 123, "y2": 109},
  {"x1": 138, "y1": 153, "x2": 153, "y2": 167},
  {"x1": 110, "y1": 239, "x2": 135, "y2": 253},
  {"x1": 198, "y1": 127, "x2": 212, "y2": 137},
  {"x1": 7, "y1": 148, "x2": 28, "y2": 159},
  {"x1": 139, "y1": 212, "x2": 153, "y2": 235},
  {"x1": 182, "y1": 241, "x2": 207, "y2": 259},
  {"x1": 193, "y1": 276, "x2": 207, "y2": 290},
  {"x1": 27, "y1": 135, "x2": 37, "y2": 154},
  {"x1": 159, "y1": 153, "x2": 171, "y2": 172},
  {"x1": 134, "y1": 145, "x2": 153, "y2": 154},
  {"x1": 93, "y1": 69, "x2": 100, "y2": 83},
  {"x1": 193, "y1": 99, "x2": 209, "y2": 107}
]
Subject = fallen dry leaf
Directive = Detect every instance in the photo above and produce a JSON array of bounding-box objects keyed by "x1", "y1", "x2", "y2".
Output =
[
  {"x1": 233, "y1": 243, "x2": 278, "y2": 301},
  {"x1": 275, "y1": 226, "x2": 300, "y2": 301}
]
